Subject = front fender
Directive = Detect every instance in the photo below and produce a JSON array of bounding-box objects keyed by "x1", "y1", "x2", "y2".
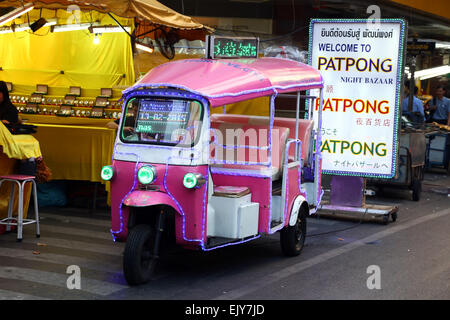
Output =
[
  {"x1": 289, "y1": 195, "x2": 308, "y2": 226},
  {"x1": 123, "y1": 190, "x2": 179, "y2": 213}
]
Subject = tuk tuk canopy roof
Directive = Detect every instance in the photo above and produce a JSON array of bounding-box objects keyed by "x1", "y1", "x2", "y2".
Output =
[
  {"x1": 0, "y1": 0, "x2": 211, "y2": 30},
  {"x1": 131, "y1": 57, "x2": 324, "y2": 107}
]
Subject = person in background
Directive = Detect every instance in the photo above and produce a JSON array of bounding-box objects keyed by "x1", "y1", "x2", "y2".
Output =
[
  {"x1": 428, "y1": 85, "x2": 450, "y2": 125},
  {"x1": 402, "y1": 81, "x2": 425, "y2": 124},
  {"x1": 0, "y1": 80, "x2": 19, "y2": 125}
]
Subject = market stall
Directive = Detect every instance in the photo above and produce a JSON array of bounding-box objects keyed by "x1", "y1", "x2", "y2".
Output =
[{"x1": 0, "y1": 0, "x2": 212, "y2": 207}]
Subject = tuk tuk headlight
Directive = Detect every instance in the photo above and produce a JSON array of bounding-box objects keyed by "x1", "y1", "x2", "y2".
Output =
[
  {"x1": 101, "y1": 165, "x2": 115, "y2": 181},
  {"x1": 183, "y1": 173, "x2": 206, "y2": 189},
  {"x1": 137, "y1": 165, "x2": 157, "y2": 185}
]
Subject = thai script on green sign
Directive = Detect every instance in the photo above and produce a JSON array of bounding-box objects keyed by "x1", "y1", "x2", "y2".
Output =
[{"x1": 213, "y1": 39, "x2": 258, "y2": 58}]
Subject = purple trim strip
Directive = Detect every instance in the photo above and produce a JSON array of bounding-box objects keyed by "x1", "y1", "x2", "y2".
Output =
[
  {"x1": 269, "y1": 139, "x2": 302, "y2": 234},
  {"x1": 110, "y1": 151, "x2": 141, "y2": 238},
  {"x1": 122, "y1": 82, "x2": 323, "y2": 106}
]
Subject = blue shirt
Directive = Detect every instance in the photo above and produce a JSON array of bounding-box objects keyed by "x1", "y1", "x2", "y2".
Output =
[
  {"x1": 430, "y1": 96, "x2": 450, "y2": 121},
  {"x1": 402, "y1": 96, "x2": 425, "y2": 120}
]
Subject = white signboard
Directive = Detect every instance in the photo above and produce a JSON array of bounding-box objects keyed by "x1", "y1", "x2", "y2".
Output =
[{"x1": 309, "y1": 19, "x2": 406, "y2": 178}]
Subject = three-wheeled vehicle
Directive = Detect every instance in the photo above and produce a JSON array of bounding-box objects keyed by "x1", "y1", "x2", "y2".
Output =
[{"x1": 101, "y1": 56, "x2": 325, "y2": 285}]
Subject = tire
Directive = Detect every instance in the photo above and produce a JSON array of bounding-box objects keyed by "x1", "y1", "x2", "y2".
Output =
[
  {"x1": 155, "y1": 28, "x2": 176, "y2": 60},
  {"x1": 280, "y1": 208, "x2": 307, "y2": 256},
  {"x1": 411, "y1": 179, "x2": 421, "y2": 201},
  {"x1": 123, "y1": 224, "x2": 157, "y2": 285}
]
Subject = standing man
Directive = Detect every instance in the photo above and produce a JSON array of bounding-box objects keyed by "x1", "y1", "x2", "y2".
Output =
[
  {"x1": 426, "y1": 85, "x2": 450, "y2": 172},
  {"x1": 402, "y1": 81, "x2": 425, "y2": 124},
  {"x1": 429, "y1": 85, "x2": 450, "y2": 125}
]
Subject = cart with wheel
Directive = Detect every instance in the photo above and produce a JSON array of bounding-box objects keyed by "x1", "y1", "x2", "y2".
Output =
[
  {"x1": 425, "y1": 131, "x2": 450, "y2": 173},
  {"x1": 368, "y1": 131, "x2": 426, "y2": 201}
]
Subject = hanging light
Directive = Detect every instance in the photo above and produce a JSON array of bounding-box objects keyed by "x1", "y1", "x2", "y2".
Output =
[
  {"x1": 415, "y1": 65, "x2": 450, "y2": 80},
  {"x1": 405, "y1": 65, "x2": 450, "y2": 80},
  {"x1": 93, "y1": 33, "x2": 100, "y2": 45},
  {"x1": 89, "y1": 25, "x2": 131, "y2": 33},
  {"x1": 0, "y1": 18, "x2": 57, "y2": 34},
  {"x1": 136, "y1": 42, "x2": 154, "y2": 53},
  {"x1": 52, "y1": 22, "x2": 99, "y2": 33},
  {"x1": 0, "y1": 3, "x2": 34, "y2": 27}
]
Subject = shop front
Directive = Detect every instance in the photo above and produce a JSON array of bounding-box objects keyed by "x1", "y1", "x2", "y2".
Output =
[{"x1": 0, "y1": 0, "x2": 211, "y2": 209}]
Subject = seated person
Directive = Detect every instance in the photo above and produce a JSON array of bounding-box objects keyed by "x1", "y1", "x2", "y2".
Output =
[{"x1": 0, "y1": 81, "x2": 20, "y2": 126}]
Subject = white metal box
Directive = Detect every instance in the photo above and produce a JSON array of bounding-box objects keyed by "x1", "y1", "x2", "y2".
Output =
[{"x1": 209, "y1": 193, "x2": 259, "y2": 239}]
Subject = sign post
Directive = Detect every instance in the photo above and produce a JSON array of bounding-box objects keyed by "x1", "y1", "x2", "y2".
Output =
[{"x1": 308, "y1": 19, "x2": 407, "y2": 223}]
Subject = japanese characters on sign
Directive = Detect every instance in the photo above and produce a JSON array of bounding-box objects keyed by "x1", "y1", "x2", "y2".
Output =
[{"x1": 309, "y1": 19, "x2": 406, "y2": 178}]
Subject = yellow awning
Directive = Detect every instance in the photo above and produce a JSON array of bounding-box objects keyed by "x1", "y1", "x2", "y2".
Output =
[
  {"x1": 389, "y1": 0, "x2": 450, "y2": 21},
  {"x1": 0, "y1": 0, "x2": 213, "y2": 31}
]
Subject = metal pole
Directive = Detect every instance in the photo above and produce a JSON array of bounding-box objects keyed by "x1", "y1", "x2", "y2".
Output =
[
  {"x1": 269, "y1": 94, "x2": 275, "y2": 170},
  {"x1": 108, "y1": 12, "x2": 132, "y2": 38},
  {"x1": 314, "y1": 88, "x2": 324, "y2": 206},
  {"x1": 408, "y1": 56, "x2": 416, "y2": 113},
  {"x1": 295, "y1": 91, "x2": 300, "y2": 161}
]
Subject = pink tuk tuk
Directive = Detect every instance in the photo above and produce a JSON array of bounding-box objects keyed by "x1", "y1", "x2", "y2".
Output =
[{"x1": 101, "y1": 57, "x2": 324, "y2": 285}]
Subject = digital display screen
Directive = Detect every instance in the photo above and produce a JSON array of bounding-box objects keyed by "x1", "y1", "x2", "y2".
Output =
[
  {"x1": 121, "y1": 98, "x2": 203, "y2": 146},
  {"x1": 135, "y1": 100, "x2": 190, "y2": 134},
  {"x1": 206, "y1": 36, "x2": 259, "y2": 59}
]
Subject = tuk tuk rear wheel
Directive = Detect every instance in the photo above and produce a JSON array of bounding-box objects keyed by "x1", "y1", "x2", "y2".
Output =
[
  {"x1": 280, "y1": 208, "x2": 307, "y2": 257},
  {"x1": 123, "y1": 224, "x2": 157, "y2": 285}
]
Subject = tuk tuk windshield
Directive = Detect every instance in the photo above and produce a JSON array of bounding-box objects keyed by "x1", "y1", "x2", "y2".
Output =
[{"x1": 120, "y1": 97, "x2": 204, "y2": 147}]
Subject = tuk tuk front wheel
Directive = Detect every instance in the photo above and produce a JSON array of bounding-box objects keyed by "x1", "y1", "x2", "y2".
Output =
[
  {"x1": 123, "y1": 224, "x2": 157, "y2": 285},
  {"x1": 280, "y1": 208, "x2": 307, "y2": 257}
]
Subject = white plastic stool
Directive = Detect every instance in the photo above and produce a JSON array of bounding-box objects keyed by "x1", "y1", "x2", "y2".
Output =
[{"x1": 0, "y1": 175, "x2": 40, "y2": 242}]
